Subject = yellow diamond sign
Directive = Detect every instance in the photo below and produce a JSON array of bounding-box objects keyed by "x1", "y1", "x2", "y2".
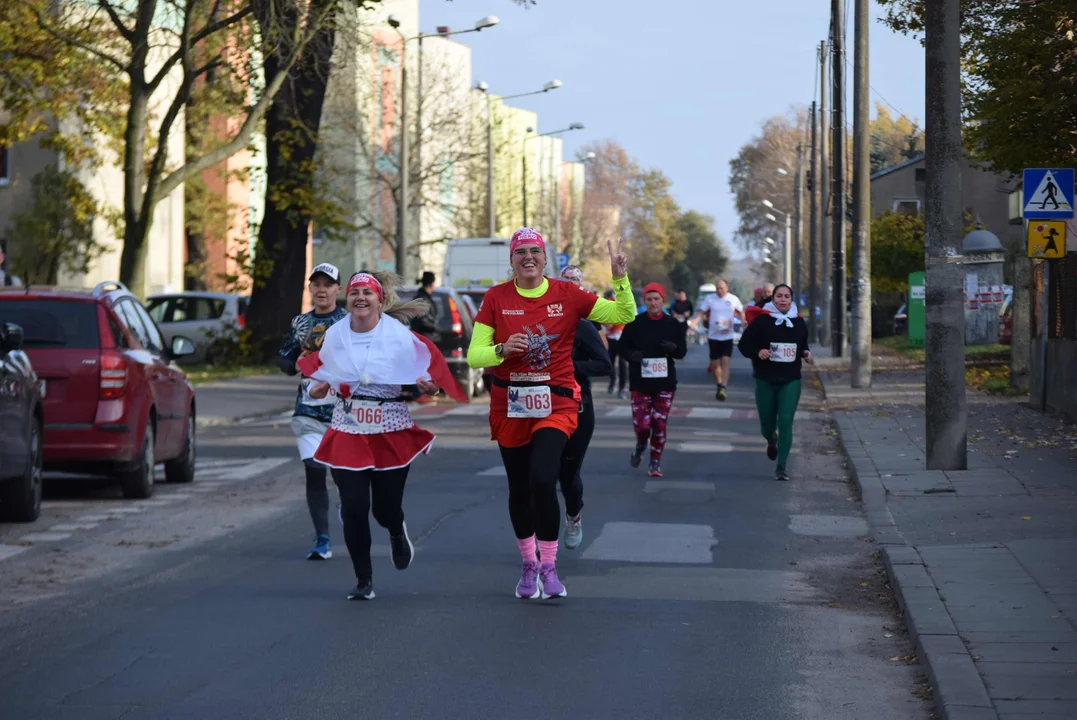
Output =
[{"x1": 1027, "y1": 221, "x2": 1066, "y2": 259}]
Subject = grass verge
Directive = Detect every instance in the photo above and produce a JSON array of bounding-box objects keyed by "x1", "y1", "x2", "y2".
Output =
[
  {"x1": 876, "y1": 335, "x2": 1026, "y2": 397},
  {"x1": 183, "y1": 364, "x2": 273, "y2": 386}
]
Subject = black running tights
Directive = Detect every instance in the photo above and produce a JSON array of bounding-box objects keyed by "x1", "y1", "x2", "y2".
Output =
[
  {"x1": 331, "y1": 466, "x2": 409, "y2": 583},
  {"x1": 498, "y1": 428, "x2": 569, "y2": 542}
]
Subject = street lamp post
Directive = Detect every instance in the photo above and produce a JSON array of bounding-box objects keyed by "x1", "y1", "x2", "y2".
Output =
[
  {"x1": 387, "y1": 13, "x2": 498, "y2": 276},
  {"x1": 762, "y1": 200, "x2": 793, "y2": 287},
  {"x1": 476, "y1": 80, "x2": 561, "y2": 236},
  {"x1": 522, "y1": 122, "x2": 584, "y2": 229}
]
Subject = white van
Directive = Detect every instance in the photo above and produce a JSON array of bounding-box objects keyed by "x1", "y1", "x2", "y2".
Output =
[{"x1": 442, "y1": 238, "x2": 554, "y2": 307}]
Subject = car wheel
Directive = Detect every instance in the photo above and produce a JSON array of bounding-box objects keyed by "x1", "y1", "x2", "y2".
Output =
[
  {"x1": 0, "y1": 417, "x2": 43, "y2": 522},
  {"x1": 164, "y1": 409, "x2": 196, "y2": 484},
  {"x1": 120, "y1": 420, "x2": 156, "y2": 499}
]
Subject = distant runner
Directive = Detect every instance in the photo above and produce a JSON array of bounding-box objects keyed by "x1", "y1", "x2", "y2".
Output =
[
  {"x1": 603, "y1": 288, "x2": 628, "y2": 399},
  {"x1": 698, "y1": 279, "x2": 744, "y2": 401},
  {"x1": 279, "y1": 263, "x2": 346, "y2": 560},
  {"x1": 620, "y1": 282, "x2": 688, "y2": 478},
  {"x1": 467, "y1": 229, "x2": 636, "y2": 600},
  {"x1": 300, "y1": 271, "x2": 467, "y2": 600},
  {"x1": 557, "y1": 265, "x2": 612, "y2": 550},
  {"x1": 737, "y1": 283, "x2": 811, "y2": 482}
]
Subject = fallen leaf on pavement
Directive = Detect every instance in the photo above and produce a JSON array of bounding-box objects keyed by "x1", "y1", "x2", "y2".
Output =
[{"x1": 1021, "y1": 516, "x2": 1032, "y2": 521}]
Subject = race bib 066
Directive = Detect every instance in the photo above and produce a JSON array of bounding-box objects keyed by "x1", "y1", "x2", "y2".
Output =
[
  {"x1": 507, "y1": 386, "x2": 553, "y2": 419},
  {"x1": 641, "y1": 358, "x2": 669, "y2": 378},
  {"x1": 340, "y1": 400, "x2": 386, "y2": 433},
  {"x1": 769, "y1": 342, "x2": 798, "y2": 363}
]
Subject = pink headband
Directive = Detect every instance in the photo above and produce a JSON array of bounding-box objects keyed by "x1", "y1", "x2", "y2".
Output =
[
  {"x1": 510, "y1": 227, "x2": 545, "y2": 254},
  {"x1": 347, "y1": 272, "x2": 383, "y2": 301}
]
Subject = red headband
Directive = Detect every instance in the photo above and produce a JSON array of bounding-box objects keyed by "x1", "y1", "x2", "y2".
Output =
[
  {"x1": 643, "y1": 282, "x2": 666, "y2": 302},
  {"x1": 347, "y1": 272, "x2": 383, "y2": 301},
  {"x1": 510, "y1": 227, "x2": 545, "y2": 254}
]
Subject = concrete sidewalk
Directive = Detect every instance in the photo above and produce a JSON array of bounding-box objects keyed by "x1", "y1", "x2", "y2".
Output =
[
  {"x1": 816, "y1": 363, "x2": 1077, "y2": 720},
  {"x1": 194, "y1": 372, "x2": 299, "y2": 428}
]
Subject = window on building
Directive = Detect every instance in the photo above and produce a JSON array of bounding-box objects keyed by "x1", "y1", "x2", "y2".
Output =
[
  {"x1": 893, "y1": 198, "x2": 920, "y2": 215},
  {"x1": 914, "y1": 168, "x2": 926, "y2": 183},
  {"x1": 0, "y1": 146, "x2": 9, "y2": 186}
]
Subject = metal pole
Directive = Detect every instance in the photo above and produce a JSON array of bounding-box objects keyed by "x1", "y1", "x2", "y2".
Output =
[
  {"x1": 831, "y1": 0, "x2": 847, "y2": 357},
  {"x1": 486, "y1": 95, "x2": 495, "y2": 237},
  {"x1": 793, "y1": 145, "x2": 803, "y2": 293},
  {"x1": 924, "y1": 0, "x2": 967, "y2": 470},
  {"x1": 415, "y1": 35, "x2": 423, "y2": 254},
  {"x1": 819, "y1": 40, "x2": 831, "y2": 345},
  {"x1": 396, "y1": 49, "x2": 409, "y2": 277},
  {"x1": 809, "y1": 100, "x2": 819, "y2": 343},
  {"x1": 522, "y1": 138, "x2": 528, "y2": 227},
  {"x1": 554, "y1": 159, "x2": 561, "y2": 250},
  {"x1": 851, "y1": 0, "x2": 872, "y2": 386},
  {"x1": 1039, "y1": 260, "x2": 1049, "y2": 411},
  {"x1": 784, "y1": 213, "x2": 793, "y2": 286}
]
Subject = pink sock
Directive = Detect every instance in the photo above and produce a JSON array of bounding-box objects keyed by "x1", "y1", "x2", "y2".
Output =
[
  {"x1": 517, "y1": 535, "x2": 537, "y2": 563},
  {"x1": 538, "y1": 540, "x2": 558, "y2": 566}
]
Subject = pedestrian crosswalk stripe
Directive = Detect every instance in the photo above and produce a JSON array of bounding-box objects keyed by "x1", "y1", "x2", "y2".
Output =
[
  {"x1": 643, "y1": 480, "x2": 715, "y2": 493},
  {"x1": 477, "y1": 466, "x2": 505, "y2": 476},
  {"x1": 605, "y1": 406, "x2": 633, "y2": 418},
  {"x1": 582, "y1": 522, "x2": 716, "y2": 564},
  {"x1": 18, "y1": 532, "x2": 72, "y2": 543},
  {"x1": 675, "y1": 441, "x2": 734, "y2": 453},
  {"x1": 0, "y1": 546, "x2": 28, "y2": 562}
]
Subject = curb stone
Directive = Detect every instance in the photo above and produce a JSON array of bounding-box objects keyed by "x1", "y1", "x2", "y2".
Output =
[{"x1": 815, "y1": 369, "x2": 999, "y2": 720}]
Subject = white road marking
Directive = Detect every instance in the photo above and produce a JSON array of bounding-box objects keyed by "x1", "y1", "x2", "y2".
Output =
[
  {"x1": 104, "y1": 508, "x2": 144, "y2": 514},
  {"x1": 443, "y1": 405, "x2": 490, "y2": 416},
  {"x1": 692, "y1": 430, "x2": 742, "y2": 437},
  {"x1": 788, "y1": 514, "x2": 870, "y2": 537},
  {"x1": 19, "y1": 532, "x2": 72, "y2": 543},
  {"x1": 48, "y1": 523, "x2": 100, "y2": 532},
  {"x1": 477, "y1": 466, "x2": 505, "y2": 476},
  {"x1": 675, "y1": 442, "x2": 734, "y2": 453},
  {"x1": 0, "y1": 545, "x2": 29, "y2": 562},
  {"x1": 76, "y1": 514, "x2": 113, "y2": 522},
  {"x1": 605, "y1": 406, "x2": 634, "y2": 418},
  {"x1": 687, "y1": 407, "x2": 734, "y2": 419},
  {"x1": 582, "y1": 522, "x2": 716, "y2": 564},
  {"x1": 643, "y1": 481, "x2": 715, "y2": 493}
]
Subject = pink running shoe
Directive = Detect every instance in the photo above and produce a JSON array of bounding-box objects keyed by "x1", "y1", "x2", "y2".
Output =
[
  {"x1": 515, "y1": 561, "x2": 540, "y2": 599},
  {"x1": 539, "y1": 563, "x2": 567, "y2": 599}
]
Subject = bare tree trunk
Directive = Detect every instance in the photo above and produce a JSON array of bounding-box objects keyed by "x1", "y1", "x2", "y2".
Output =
[
  {"x1": 924, "y1": 0, "x2": 967, "y2": 470},
  {"x1": 1010, "y1": 254, "x2": 1031, "y2": 389},
  {"x1": 819, "y1": 40, "x2": 831, "y2": 346},
  {"x1": 850, "y1": 0, "x2": 872, "y2": 386},
  {"x1": 118, "y1": 80, "x2": 151, "y2": 295},
  {"x1": 245, "y1": 0, "x2": 336, "y2": 358}
]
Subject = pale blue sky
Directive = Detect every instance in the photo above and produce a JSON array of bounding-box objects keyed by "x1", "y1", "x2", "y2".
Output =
[{"x1": 421, "y1": 0, "x2": 926, "y2": 256}]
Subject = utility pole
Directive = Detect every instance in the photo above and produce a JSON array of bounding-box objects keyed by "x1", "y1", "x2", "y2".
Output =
[
  {"x1": 396, "y1": 53, "x2": 409, "y2": 277},
  {"x1": 809, "y1": 100, "x2": 819, "y2": 344},
  {"x1": 924, "y1": 0, "x2": 967, "y2": 470},
  {"x1": 793, "y1": 144, "x2": 804, "y2": 297},
  {"x1": 850, "y1": 0, "x2": 872, "y2": 386},
  {"x1": 831, "y1": 0, "x2": 847, "y2": 357},
  {"x1": 486, "y1": 95, "x2": 495, "y2": 237},
  {"x1": 819, "y1": 40, "x2": 831, "y2": 346}
]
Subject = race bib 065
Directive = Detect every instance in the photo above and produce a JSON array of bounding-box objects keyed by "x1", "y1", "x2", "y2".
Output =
[
  {"x1": 769, "y1": 342, "x2": 798, "y2": 363},
  {"x1": 641, "y1": 358, "x2": 669, "y2": 378},
  {"x1": 507, "y1": 386, "x2": 553, "y2": 419}
]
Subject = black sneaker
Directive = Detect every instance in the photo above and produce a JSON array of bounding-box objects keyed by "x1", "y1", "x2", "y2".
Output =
[
  {"x1": 766, "y1": 442, "x2": 778, "y2": 461},
  {"x1": 775, "y1": 465, "x2": 790, "y2": 482},
  {"x1": 630, "y1": 443, "x2": 645, "y2": 468},
  {"x1": 347, "y1": 580, "x2": 375, "y2": 601},
  {"x1": 716, "y1": 385, "x2": 727, "y2": 401},
  {"x1": 390, "y1": 522, "x2": 414, "y2": 570}
]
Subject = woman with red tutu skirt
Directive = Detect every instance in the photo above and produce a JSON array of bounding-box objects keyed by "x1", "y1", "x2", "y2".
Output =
[{"x1": 299, "y1": 271, "x2": 466, "y2": 600}]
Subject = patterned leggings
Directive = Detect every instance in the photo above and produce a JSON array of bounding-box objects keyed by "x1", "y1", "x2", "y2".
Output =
[{"x1": 631, "y1": 391, "x2": 675, "y2": 460}]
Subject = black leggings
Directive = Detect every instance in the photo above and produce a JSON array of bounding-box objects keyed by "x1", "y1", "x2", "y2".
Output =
[
  {"x1": 607, "y1": 339, "x2": 628, "y2": 392},
  {"x1": 303, "y1": 459, "x2": 330, "y2": 538},
  {"x1": 331, "y1": 466, "x2": 409, "y2": 583},
  {"x1": 498, "y1": 428, "x2": 569, "y2": 542},
  {"x1": 558, "y1": 395, "x2": 594, "y2": 517}
]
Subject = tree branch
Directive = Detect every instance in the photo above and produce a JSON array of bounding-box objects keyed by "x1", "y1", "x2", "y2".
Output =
[
  {"x1": 22, "y1": 1, "x2": 128, "y2": 71},
  {"x1": 97, "y1": 0, "x2": 136, "y2": 43},
  {"x1": 147, "y1": 4, "x2": 251, "y2": 92}
]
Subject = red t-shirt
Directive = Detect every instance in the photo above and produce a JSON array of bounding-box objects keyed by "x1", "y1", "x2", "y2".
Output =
[{"x1": 476, "y1": 278, "x2": 599, "y2": 419}]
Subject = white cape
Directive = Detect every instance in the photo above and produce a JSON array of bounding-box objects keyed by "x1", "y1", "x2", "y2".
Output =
[{"x1": 309, "y1": 314, "x2": 432, "y2": 388}]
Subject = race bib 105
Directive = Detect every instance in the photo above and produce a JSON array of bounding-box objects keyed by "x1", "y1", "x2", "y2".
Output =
[
  {"x1": 769, "y1": 342, "x2": 798, "y2": 363},
  {"x1": 507, "y1": 386, "x2": 553, "y2": 419},
  {"x1": 641, "y1": 358, "x2": 669, "y2": 378}
]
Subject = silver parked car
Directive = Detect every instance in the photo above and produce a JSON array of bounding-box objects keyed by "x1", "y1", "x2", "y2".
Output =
[{"x1": 145, "y1": 292, "x2": 248, "y2": 364}]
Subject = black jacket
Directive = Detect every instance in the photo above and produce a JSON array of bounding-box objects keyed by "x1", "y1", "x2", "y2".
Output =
[
  {"x1": 411, "y1": 286, "x2": 439, "y2": 337},
  {"x1": 572, "y1": 320, "x2": 612, "y2": 396},
  {"x1": 620, "y1": 312, "x2": 688, "y2": 393},
  {"x1": 737, "y1": 312, "x2": 810, "y2": 383}
]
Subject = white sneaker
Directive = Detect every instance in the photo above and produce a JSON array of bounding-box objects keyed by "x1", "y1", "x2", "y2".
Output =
[{"x1": 563, "y1": 514, "x2": 583, "y2": 550}]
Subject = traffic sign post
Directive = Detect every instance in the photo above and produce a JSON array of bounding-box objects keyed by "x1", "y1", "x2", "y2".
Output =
[
  {"x1": 1022, "y1": 168, "x2": 1075, "y2": 219},
  {"x1": 556, "y1": 253, "x2": 570, "y2": 273}
]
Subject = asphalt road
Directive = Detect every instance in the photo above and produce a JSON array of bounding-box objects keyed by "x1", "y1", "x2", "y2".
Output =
[{"x1": 0, "y1": 346, "x2": 931, "y2": 720}]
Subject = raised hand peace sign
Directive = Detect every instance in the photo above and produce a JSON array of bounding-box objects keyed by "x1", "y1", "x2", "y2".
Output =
[{"x1": 607, "y1": 237, "x2": 628, "y2": 280}]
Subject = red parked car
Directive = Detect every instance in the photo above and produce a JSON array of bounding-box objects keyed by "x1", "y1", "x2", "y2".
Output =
[{"x1": 0, "y1": 281, "x2": 197, "y2": 499}]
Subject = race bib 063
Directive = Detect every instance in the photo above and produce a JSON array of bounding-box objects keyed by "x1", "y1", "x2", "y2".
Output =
[
  {"x1": 769, "y1": 342, "x2": 798, "y2": 363},
  {"x1": 507, "y1": 386, "x2": 553, "y2": 419},
  {"x1": 641, "y1": 358, "x2": 669, "y2": 378},
  {"x1": 340, "y1": 400, "x2": 386, "y2": 433}
]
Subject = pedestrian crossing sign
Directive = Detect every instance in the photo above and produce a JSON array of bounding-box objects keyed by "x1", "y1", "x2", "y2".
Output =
[
  {"x1": 1027, "y1": 220, "x2": 1066, "y2": 259},
  {"x1": 1022, "y1": 168, "x2": 1074, "y2": 219}
]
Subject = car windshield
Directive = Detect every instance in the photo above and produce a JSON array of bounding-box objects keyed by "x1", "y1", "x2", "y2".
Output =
[{"x1": 0, "y1": 299, "x2": 100, "y2": 349}]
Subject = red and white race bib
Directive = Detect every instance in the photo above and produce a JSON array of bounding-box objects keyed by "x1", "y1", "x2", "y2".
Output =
[
  {"x1": 339, "y1": 400, "x2": 387, "y2": 433},
  {"x1": 769, "y1": 342, "x2": 798, "y2": 363},
  {"x1": 641, "y1": 358, "x2": 669, "y2": 378},
  {"x1": 507, "y1": 386, "x2": 553, "y2": 419}
]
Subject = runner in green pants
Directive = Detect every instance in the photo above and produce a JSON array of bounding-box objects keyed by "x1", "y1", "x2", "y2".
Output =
[{"x1": 737, "y1": 284, "x2": 812, "y2": 481}]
